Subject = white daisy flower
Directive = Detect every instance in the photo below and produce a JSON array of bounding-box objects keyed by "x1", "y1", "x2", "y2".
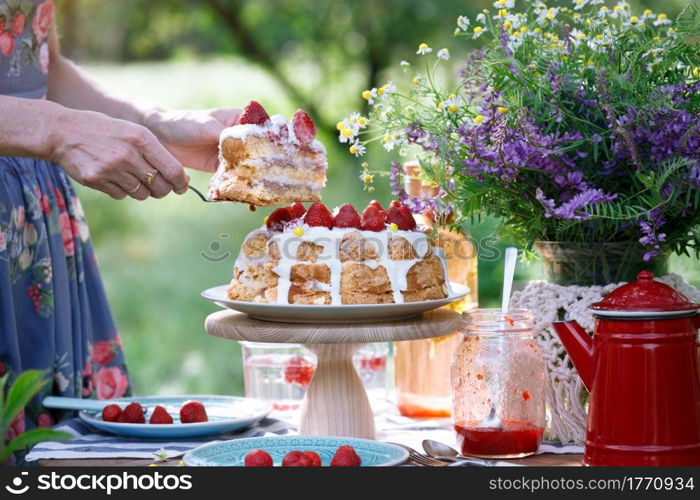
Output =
[
  {"x1": 476, "y1": 12, "x2": 487, "y2": 24},
  {"x1": 400, "y1": 60, "x2": 410, "y2": 68},
  {"x1": 573, "y1": 0, "x2": 589, "y2": 11},
  {"x1": 457, "y1": 15, "x2": 470, "y2": 31},
  {"x1": 416, "y1": 43, "x2": 433, "y2": 55},
  {"x1": 349, "y1": 141, "x2": 366, "y2": 157},
  {"x1": 493, "y1": 0, "x2": 515, "y2": 8},
  {"x1": 653, "y1": 13, "x2": 671, "y2": 26},
  {"x1": 437, "y1": 48, "x2": 450, "y2": 60},
  {"x1": 382, "y1": 133, "x2": 398, "y2": 152},
  {"x1": 473, "y1": 26, "x2": 487, "y2": 39}
]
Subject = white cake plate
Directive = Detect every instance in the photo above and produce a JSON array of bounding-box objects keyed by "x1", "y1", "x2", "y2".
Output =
[
  {"x1": 202, "y1": 283, "x2": 469, "y2": 324},
  {"x1": 204, "y1": 308, "x2": 465, "y2": 439}
]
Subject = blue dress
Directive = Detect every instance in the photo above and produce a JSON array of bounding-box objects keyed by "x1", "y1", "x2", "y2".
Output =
[{"x1": 0, "y1": 0, "x2": 131, "y2": 441}]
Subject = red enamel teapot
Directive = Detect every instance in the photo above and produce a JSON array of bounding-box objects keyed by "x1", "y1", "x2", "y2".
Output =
[{"x1": 553, "y1": 271, "x2": 700, "y2": 466}]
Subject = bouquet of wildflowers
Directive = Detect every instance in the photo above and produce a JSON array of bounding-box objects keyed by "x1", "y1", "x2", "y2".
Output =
[{"x1": 339, "y1": 0, "x2": 700, "y2": 261}]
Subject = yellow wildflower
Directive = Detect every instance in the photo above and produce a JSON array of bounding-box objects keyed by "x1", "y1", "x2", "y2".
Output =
[
  {"x1": 643, "y1": 9, "x2": 653, "y2": 15},
  {"x1": 692, "y1": 67, "x2": 700, "y2": 78},
  {"x1": 497, "y1": 106, "x2": 508, "y2": 114},
  {"x1": 341, "y1": 128, "x2": 353, "y2": 138},
  {"x1": 336, "y1": 121, "x2": 345, "y2": 130},
  {"x1": 361, "y1": 90, "x2": 372, "y2": 100},
  {"x1": 474, "y1": 114, "x2": 485, "y2": 123}
]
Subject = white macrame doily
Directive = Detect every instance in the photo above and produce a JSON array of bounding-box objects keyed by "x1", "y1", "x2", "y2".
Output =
[{"x1": 510, "y1": 274, "x2": 700, "y2": 445}]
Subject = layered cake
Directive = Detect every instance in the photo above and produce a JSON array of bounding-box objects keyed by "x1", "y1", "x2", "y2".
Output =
[
  {"x1": 208, "y1": 101, "x2": 328, "y2": 205},
  {"x1": 227, "y1": 200, "x2": 451, "y2": 305}
]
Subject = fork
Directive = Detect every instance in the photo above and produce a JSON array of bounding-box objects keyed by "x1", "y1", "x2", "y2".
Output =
[
  {"x1": 189, "y1": 185, "x2": 219, "y2": 203},
  {"x1": 387, "y1": 442, "x2": 449, "y2": 467}
]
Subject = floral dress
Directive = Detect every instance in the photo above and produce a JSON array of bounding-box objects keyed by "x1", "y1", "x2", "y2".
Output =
[{"x1": 1, "y1": 0, "x2": 131, "y2": 441}]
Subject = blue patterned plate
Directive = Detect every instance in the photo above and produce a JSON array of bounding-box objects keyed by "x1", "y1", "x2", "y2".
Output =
[
  {"x1": 183, "y1": 435, "x2": 408, "y2": 466},
  {"x1": 78, "y1": 395, "x2": 272, "y2": 439}
]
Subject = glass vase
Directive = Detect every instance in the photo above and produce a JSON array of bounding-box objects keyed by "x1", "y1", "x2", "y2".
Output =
[{"x1": 535, "y1": 240, "x2": 669, "y2": 287}]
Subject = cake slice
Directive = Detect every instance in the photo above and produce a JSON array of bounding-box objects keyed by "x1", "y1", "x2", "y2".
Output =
[{"x1": 208, "y1": 101, "x2": 328, "y2": 206}]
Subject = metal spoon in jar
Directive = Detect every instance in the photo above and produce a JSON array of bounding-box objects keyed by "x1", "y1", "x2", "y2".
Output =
[
  {"x1": 476, "y1": 247, "x2": 518, "y2": 429},
  {"x1": 421, "y1": 439, "x2": 522, "y2": 467}
]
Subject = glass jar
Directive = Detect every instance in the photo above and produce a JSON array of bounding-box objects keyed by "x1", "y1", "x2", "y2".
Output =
[
  {"x1": 394, "y1": 161, "x2": 479, "y2": 418},
  {"x1": 451, "y1": 309, "x2": 545, "y2": 458},
  {"x1": 241, "y1": 342, "x2": 389, "y2": 411}
]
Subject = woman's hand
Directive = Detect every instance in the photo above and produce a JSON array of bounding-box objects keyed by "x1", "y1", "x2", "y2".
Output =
[
  {"x1": 144, "y1": 107, "x2": 242, "y2": 173},
  {"x1": 49, "y1": 108, "x2": 189, "y2": 200}
]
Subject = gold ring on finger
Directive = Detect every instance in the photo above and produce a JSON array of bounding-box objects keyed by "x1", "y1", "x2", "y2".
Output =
[
  {"x1": 127, "y1": 182, "x2": 142, "y2": 194},
  {"x1": 145, "y1": 170, "x2": 159, "y2": 186}
]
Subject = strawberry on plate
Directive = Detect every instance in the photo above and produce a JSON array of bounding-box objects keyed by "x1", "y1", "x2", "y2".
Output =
[
  {"x1": 282, "y1": 450, "x2": 314, "y2": 467},
  {"x1": 180, "y1": 400, "x2": 208, "y2": 423},
  {"x1": 302, "y1": 451, "x2": 322, "y2": 467},
  {"x1": 149, "y1": 405, "x2": 174, "y2": 424},
  {"x1": 330, "y1": 445, "x2": 362, "y2": 467},
  {"x1": 118, "y1": 402, "x2": 145, "y2": 424},
  {"x1": 244, "y1": 449, "x2": 274, "y2": 467},
  {"x1": 101, "y1": 404, "x2": 122, "y2": 423}
]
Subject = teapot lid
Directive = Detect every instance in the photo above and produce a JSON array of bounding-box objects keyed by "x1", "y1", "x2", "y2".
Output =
[{"x1": 591, "y1": 271, "x2": 699, "y2": 317}]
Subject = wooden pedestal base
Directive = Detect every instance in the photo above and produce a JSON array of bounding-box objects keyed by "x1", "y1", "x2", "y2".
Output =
[{"x1": 205, "y1": 309, "x2": 464, "y2": 439}]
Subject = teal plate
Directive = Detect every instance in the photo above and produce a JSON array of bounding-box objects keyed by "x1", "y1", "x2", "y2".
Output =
[
  {"x1": 183, "y1": 435, "x2": 409, "y2": 466},
  {"x1": 79, "y1": 395, "x2": 272, "y2": 439}
]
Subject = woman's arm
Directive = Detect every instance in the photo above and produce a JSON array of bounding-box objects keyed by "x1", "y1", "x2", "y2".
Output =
[
  {"x1": 47, "y1": 29, "x2": 241, "y2": 172},
  {"x1": 46, "y1": 29, "x2": 156, "y2": 127}
]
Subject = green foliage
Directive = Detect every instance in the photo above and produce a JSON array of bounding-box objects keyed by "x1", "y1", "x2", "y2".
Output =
[{"x1": 0, "y1": 371, "x2": 71, "y2": 464}]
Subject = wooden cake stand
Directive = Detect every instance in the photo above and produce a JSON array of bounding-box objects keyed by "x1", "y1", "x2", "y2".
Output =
[{"x1": 205, "y1": 309, "x2": 464, "y2": 439}]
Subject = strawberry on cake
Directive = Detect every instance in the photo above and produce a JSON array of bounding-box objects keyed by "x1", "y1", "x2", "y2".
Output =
[
  {"x1": 208, "y1": 101, "x2": 328, "y2": 206},
  {"x1": 227, "y1": 200, "x2": 451, "y2": 305}
]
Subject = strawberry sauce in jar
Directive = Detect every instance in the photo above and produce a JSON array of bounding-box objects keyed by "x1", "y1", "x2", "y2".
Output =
[{"x1": 451, "y1": 309, "x2": 545, "y2": 458}]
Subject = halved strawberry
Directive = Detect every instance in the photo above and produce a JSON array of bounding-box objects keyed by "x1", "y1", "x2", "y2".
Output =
[
  {"x1": 266, "y1": 206, "x2": 294, "y2": 231},
  {"x1": 238, "y1": 100, "x2": 271, "y2": 126},
  {"x1": 304, "y1": 202, "x2": 333, "y2": 228},
  {"x1": 149, "y1": 405, "x2": 173, "y2": 424},
  {"x1": 292, "y1": 109, "x2": 316, "y2": 145},
  {"x1": 360, "y1": 204, "x2": 387, "y2": 232},
  {"x1": 333, "y1": 204, "x2": 361, "y2": 229},
  {"x1": 386, "y1": 202, "x2": 417, "y2": 230},
  {"x1": 287, "y1": 202, "x2": 306, "y2": 219}
]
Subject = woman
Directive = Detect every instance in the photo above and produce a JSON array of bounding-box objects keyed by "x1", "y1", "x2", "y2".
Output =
[{"x1": 0, "y1": 0, "x2": 241, "y2": 434}]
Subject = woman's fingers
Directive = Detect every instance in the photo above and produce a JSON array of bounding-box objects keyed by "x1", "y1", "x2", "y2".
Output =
[
  {"x1": 101, "y1": 181, "x2": 129, "y2": 200},
  {"x1": 137, "y1": 130, "x2": 189, "y2": 195}
]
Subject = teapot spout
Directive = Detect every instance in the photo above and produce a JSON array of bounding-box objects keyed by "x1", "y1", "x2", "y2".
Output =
[{"x1": 552, "y1": 320, "x2": 595, "y2": 391}]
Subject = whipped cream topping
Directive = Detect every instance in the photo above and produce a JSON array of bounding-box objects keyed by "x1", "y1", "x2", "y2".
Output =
[
  {"x1": 219, "y1": 114, "x2": 326, "y2": 154},
  {"x1": 233, "y1": 224, "x2": 449, "y2": 305}
]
